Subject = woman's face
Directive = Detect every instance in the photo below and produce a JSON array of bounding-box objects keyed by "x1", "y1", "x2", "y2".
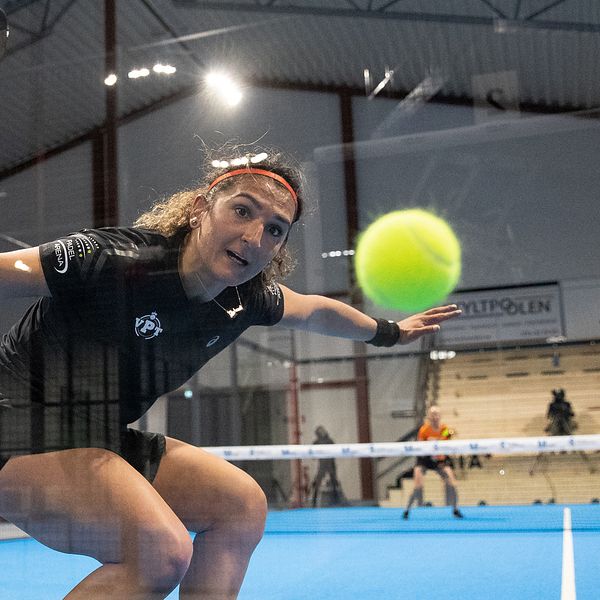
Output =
[
  {"x1": 428, "y1": 407, "x2": 441, "y2": 427},
  {"x1": 189, "y1": 175, "x2": 296, "y2": 290}
]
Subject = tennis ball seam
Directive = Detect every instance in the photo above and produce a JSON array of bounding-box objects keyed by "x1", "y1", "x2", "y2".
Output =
[{"x1": 403, "y1": 219, "x2": 456, "y2": 270}]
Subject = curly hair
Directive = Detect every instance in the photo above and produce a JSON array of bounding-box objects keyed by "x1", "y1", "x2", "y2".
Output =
[{"x1": 134, "y1": 144, "x2": 306, "y2": 284}]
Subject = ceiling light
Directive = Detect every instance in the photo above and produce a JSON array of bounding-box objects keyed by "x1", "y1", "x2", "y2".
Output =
[
  {"x1": 128, "y1": 68, "x2": 150, "y2": 79},
  {"x1": 206, "y1": 71, "x2": 243, "y2": 107},
  {"x1": 211, "y1": 159, "x2": 231, "y2": 168},
  {"x1": 226, "y1": 90, "x2": 242, "y2": 106},
  {"x1": 321, "y1": 249, "x2": 355, "y2": 259},
  {"x1": 250, "y1": 152, "x2": 268, "y2": 164},
  {"x1": 430, "y1": 350, "x2": 456, "y2": 361},
  {"x1": 206, "y1": 72, "x2": 228, "y2": 87},
  {"x1": 153, "y1": 63, "x2": 176, "y2": 75},
  {"x1": 104, "y1": 73, "x2": 117, "y2": 86}
]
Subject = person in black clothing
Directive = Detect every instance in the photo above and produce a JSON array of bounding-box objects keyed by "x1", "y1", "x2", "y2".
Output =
[
  {"x1": 311, "y1": 426, "x2": 343, "y2": 506},
  {"x1": 0, "y1": 149, "x2": 461, "y2": 598},
  {"x1": 546, "y1": 388, "x2": 577, "y2": 436}
]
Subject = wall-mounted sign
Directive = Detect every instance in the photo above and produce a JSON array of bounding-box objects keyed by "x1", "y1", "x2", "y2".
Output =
[{"x1": 438, "y1": 283, "x2": 564, "y2": 347}]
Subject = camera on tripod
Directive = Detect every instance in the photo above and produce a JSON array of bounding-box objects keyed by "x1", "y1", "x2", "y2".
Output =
[{"x1": 545, "y1": 388, "x2": 576, "y2": 436}]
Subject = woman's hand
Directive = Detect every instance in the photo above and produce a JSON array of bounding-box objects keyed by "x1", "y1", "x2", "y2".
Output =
[{"x1": 397, "y1": 304, "x2": 461, "y2": 345}]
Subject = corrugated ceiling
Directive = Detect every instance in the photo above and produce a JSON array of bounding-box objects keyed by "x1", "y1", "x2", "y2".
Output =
[{"x1": 1, "y1": 0, "x2": 599, "y2": 173}]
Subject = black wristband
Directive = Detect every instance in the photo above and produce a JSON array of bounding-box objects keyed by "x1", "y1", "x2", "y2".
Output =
[{"x1": 366, "y1": 318, "x2": 400, "y2": 347}]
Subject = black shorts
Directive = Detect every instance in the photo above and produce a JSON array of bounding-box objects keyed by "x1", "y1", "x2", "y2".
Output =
[
  {"x1": 0, "y1": 428, "x2": 167, "y2": 484},
  {"x1": 119, "y1": 428, "x2": 167, "y2": 483},
  {"x1": 416, "y1": 456, "x2": 454, "y2": 472}
]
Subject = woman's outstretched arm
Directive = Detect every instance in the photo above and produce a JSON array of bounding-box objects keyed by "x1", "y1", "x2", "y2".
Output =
[{"x1": 278, "y1": 284, "x2": 460, "y2": 345}]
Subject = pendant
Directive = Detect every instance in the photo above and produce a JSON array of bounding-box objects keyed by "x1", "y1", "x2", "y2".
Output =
[{"x1": 226, "y1": 304, "x2": 244, "y2": 319}]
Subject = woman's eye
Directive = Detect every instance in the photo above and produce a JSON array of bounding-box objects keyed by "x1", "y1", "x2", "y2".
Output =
[
  {"x1": 269, "y1": 225, "x2": 283, "y2": 238},
  {"x1": 235, "y1": 206, "x2": 249, "y2": 218}
]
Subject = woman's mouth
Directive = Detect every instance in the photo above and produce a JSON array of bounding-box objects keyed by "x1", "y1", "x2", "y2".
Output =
[{"x1": 226, "y1": 250, "x2": 248, "y2": 267}]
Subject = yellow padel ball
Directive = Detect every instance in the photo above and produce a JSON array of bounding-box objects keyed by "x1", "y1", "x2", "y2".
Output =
[{"x1": 354, "y1": 209, "x2": 461, "y2": 312}]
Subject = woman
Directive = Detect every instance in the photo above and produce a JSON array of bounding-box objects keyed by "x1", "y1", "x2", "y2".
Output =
[
  {"x1": 403, "y1": 405, "x2": 463, "y2": 519},
  {"x1": 0, "y1": 150, "x2": 460, "y2": 599}
]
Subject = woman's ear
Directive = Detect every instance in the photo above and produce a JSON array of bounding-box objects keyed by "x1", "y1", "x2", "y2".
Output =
[{"x1": 189, "y1": 194, "x2": 208, "y2": 229}]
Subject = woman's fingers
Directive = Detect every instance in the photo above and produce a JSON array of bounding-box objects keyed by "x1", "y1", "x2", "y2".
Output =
[{"x1": 422, "y1": 305, "x2": 462, "y2": 322}]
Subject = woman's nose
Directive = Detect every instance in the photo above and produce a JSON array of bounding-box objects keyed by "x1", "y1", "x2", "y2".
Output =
[{"x1": 242, "y1": 221, "x2": 263, "y2": 246}]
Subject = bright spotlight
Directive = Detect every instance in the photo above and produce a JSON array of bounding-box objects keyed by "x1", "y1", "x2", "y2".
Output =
[
  {"x1": 206, "y1": 72, "x2": 228, "y2": 87},
  {"x1": 226, "y1": 89, "x2": 242, "y2": 106},
  {"x1": 205, "y1": 71, "x2": 243, "y2": 107},
  {"x1": 104, "y1": 73, "x2": 117, "y2": 86}
]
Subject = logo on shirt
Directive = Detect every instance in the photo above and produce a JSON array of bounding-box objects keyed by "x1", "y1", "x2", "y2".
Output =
[
  {"x1": 53, "y1": 240, "x2": 69, "y2": 273},
  {"x1": 135, "y1": 312, "x2": 163, "y2": 339},
  {"x1": 206, "y1": 335, "x2": 220, "y2": 347},
  {"x1": 52, "y1": 234, "x2": 99, "y2": 274},
  {"x1": 266, "y1": 283, "x2": 281, "y2": 305}
]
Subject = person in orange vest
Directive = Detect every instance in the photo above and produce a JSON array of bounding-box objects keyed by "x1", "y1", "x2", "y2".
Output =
[{"x1": 403, "y1": 405, "x2": 463, "y2": 519}]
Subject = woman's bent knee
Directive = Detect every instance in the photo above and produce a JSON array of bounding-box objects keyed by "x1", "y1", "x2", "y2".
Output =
[
  {"x1": 235, "y1": 479, "x2": 268, "y2": 543},
  {"x1": 137, "y1": 526, "x2": 193, "y2": 591},
  {"x1": 216, "y1": 478, "x2": 268, "y2": 547},
  {"x1": 247, "y1": 481, "x2": 268, "y2": 539}
]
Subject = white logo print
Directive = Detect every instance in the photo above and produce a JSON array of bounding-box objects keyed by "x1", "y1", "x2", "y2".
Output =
[
  {"x1": 266, "y1": 283, "x2": 281, "y2": 305},
  {"x1": 53, "y1": 240, "x2": 69, "y2": 273},
  {"x1": 135, "y1": 312, "x2": 164, "y2": 339}
]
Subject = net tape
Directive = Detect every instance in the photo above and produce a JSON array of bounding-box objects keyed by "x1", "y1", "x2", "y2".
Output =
[{"x1": 203, "y1": 434, "x2": 600, "y2": 461}]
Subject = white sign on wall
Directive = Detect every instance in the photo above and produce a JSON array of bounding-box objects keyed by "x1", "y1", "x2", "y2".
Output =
[{"x1": 438, "y1": 283, "x2": 564, "y2": 347}]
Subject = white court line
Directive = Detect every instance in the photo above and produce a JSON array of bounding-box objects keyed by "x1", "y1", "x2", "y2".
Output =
[{"x1": 561, "y1": 507, "x2": 576, "y2": 600}]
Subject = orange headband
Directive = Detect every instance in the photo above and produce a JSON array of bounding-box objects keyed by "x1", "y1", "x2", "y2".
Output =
[{"x1": 207, "y1": 168, "x2": 298, "y2": 206}]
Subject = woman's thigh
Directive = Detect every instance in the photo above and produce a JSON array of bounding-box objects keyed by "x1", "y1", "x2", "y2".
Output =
[
  {"x1": 152, "y1": 437, "x2": 266, "y2": 533},
  {"x1": 0, "y1": 448, "x2": 188, "y2": 563}
]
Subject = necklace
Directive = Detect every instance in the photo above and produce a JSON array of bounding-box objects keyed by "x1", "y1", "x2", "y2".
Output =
[
  {"x1": 217, "y1": 287, "x2": 244, "y2": 319},
  {"x1": 195, "y1": 273, "x2": 244, "y2": 319}
]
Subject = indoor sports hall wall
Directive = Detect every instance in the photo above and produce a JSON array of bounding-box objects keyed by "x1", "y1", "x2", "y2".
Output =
[{"x1": 1, "y1": 83, "x2": 599, "y2": 502}]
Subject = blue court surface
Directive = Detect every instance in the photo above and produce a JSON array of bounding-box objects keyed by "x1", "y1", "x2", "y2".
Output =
[{"x1": 0, "y1": 505, "x2": 597, "y2": 599}]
